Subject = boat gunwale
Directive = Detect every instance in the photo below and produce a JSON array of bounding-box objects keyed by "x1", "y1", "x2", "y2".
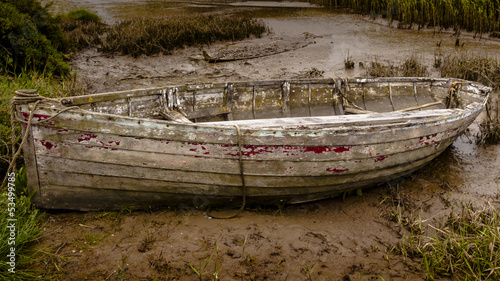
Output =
[{"x1": 58, "y1": 77, "x2": 491, "y2": 107}]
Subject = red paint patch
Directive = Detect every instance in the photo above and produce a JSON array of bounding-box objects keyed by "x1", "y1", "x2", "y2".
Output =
[
  {"x1": 223, "y1": 144, "x2": 353, "y2": 157},
  {"x1": 374, "y1": 156, "x2": 388, "y2": 162},
  {"x1": 40, "y1": 140, "x2": 55, "y2": 150},
  {"x1": 301, "y1": 146, "x2": 330, "y2": 154},
  {"x1": 21, "y1": 112, "x2": 52, "y2": 122},
  {"x1": 326, "y1": 167, "x2": 348, "y2": 173},
  {"x1": 78, "y1": 133, "x2": 97, "y2": 142},
  {"x1": 333, "y1": 146, "x2": 352, "y2": 153}
]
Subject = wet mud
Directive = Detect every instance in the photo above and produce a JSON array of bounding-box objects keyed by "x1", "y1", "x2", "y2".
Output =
[{"x1": 33, "y1": 1, "x2": 500, "y2": 280}]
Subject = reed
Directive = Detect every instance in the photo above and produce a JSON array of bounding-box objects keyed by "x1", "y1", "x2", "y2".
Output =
[
  {"x1": 311, "y1": 0, "x2": 500, "y2": 36},
  {"x1": 101, "y1": 15, "x2": 267, "y2": 57}
]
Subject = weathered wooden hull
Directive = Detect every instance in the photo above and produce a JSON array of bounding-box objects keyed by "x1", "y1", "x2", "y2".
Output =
[{"x1": 15, "y1": 77, "x2": 490, "y2": 210}]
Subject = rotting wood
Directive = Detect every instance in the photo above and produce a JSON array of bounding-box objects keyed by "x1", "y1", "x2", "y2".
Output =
[
  {"x1": 21, "y1": 126, "x2": 41, "y2": 204},
  {"x1": 397, "y1": 101, "x2": 443, "y2": 112},
  {"x1": 159, "y1": 110, "x2": 192, "y2": 124},
  {"x1": 225, "y1": 83, "x2": 234, "y2": 121},
  {"x1": 281, "y1": 81, "x2": 291, "y2": 117}
]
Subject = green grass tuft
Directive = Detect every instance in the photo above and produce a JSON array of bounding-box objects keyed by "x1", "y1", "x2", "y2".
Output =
[
  {"x1": 0, "y1": 167, "x2": 43, "y2": 280},
  {"x1": 66, "y1": 9, "x2": 102, "y2": 23},
  {"x1": 403, "y1": 204, "x2": 500, "y2": 280}
]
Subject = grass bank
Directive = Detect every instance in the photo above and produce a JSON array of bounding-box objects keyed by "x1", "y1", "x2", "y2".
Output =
[{"x1": 313, "y1": 0, "x2": 500, "y2": 37}]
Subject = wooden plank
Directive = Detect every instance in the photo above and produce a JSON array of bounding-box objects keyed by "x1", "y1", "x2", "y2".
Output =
[
  {"x1": 37, "y1": 144, "x2": 446, "y2": 192},
  {"x1": 22, "y1": 103, "x2": 479, "y2": 147},
  {"x1": 185, "y1": 107, "x2": 231, "y2": 119},
  {"x1": 22, "y1": 126, "x2": 42, "y2": 205},
  {"x1": 37, "y1": 156, "x2": 242, "y2": 187},
  {"x1": 413, "y1": 82, "x2": 420, "y2": 108},
  {"x1": 33, "y1": 184, "x2": 229, "y2": 211},
  {"x1": 225, "y1": 83, "x2": 234, "y2": 121},
  {"x1": 32, "y1": 146, "x2": 446, "y2": 210},
  {"x1": 32, "y1": 133, "x2": 456, "y2": 178},
  {"x1": 59, "y1": 77, "x2": 481, "y2": 107},
  {"x1": 36, "y1": 124, "x2": 462, "y2": 162},
  {"x1": 281, "y1": 81, "x2": 290, "y2": 117},
  {"x1": 388, "y1": 83, "x2": 395, "y2": 111},
  {"x1": 159, "y1": 110, "x2": 193, "y2": 124},
  {"x1": 61, "y1": 87, "x2": 167, "y2": 106}
]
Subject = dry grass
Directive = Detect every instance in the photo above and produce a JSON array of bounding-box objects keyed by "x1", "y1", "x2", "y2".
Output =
[
  {"x1": 101, "y1": 15, "x2": 267, "y2": 57},
  {"x1": 364, "y1": 56, "x2": 427, "y2": 77},
  {"x1": 59, "y1": 20, "x2": 108, "y2": 50}
]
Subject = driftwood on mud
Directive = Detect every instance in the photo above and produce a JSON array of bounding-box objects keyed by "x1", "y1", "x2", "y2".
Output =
[{"x1": 192, "y1": 38, "x2": 315, "y2": 62}]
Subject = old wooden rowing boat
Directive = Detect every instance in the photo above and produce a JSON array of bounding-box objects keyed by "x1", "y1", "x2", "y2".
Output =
[{"x1": 13, "y1": 77, "x2": 490, "y2": 211}]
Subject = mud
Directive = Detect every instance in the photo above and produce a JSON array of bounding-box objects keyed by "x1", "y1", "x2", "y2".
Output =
[{"x1": 32, "y1": 1, "x2": 500, "y2": 280}]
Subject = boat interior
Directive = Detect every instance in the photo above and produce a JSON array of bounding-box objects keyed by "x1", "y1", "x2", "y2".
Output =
[{"x1": 60, "y1": 78, "x2": 487, "y2": 125}]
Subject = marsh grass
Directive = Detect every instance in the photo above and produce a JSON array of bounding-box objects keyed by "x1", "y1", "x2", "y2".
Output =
[
  {"x1": 401, "y1": 55, "x2": 428, "y2": 77},
  {"x1": 364, "y1": 56, "x2": 427, "y2": 77},
  {"x1": 312, "y1": 0, "x2": 500, "y2": 37},
  {"x1": 365, "y1": 60, "x2": 399, "y2": 77},
  {"x1": 399, "y1": 203, "x2": 500, "y2": 280},
  {"x1": 58, "y1": 20, "x2": 107, "y2": 51},
  {"x1": 56, "y1": 9, "x2": 107, "y2": 51},
  {"x1": 440, "y1": 53, "x2": 500, "y2": 89},
  {"x1": 101, "y1": 15, "x2": 267, "y2": 57}
]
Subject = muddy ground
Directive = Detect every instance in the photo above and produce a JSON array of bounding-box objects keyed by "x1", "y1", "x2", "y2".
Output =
[{"x1": 30, "y1": 2, "x2": 500, "y2": 280}]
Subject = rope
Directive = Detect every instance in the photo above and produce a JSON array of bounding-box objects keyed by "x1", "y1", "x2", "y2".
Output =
[
  {"x1": 205, "y1": 124, "x2": 247, "y2": 219},
  {"x1": 1, "y1": 90, "x2": 78, "y2": 190}
]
